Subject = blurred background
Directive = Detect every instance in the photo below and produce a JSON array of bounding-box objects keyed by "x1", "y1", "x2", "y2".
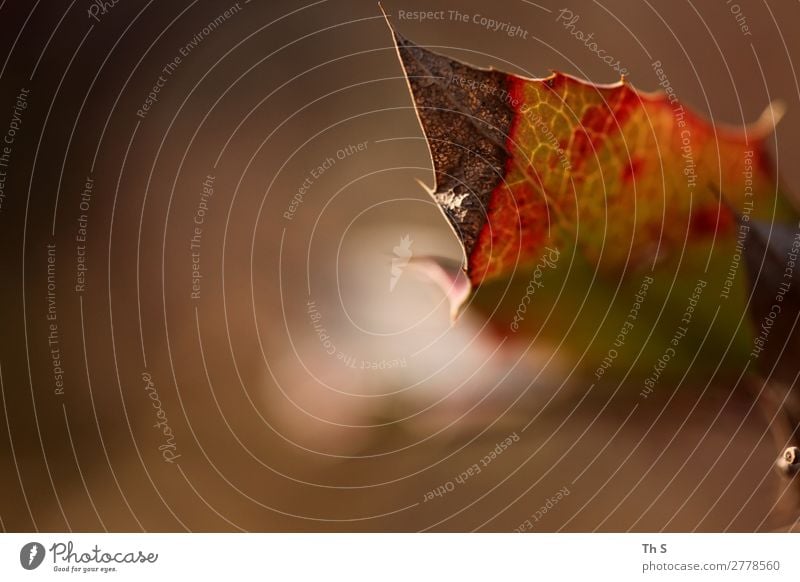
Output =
[{"x1": 1, "y1": 0, "x2": 799, "y2": 531}]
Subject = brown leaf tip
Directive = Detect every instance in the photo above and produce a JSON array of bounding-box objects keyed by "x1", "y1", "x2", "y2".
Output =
[{"x1": 391, "y1": 31, "x2": 515, "y2": 260}]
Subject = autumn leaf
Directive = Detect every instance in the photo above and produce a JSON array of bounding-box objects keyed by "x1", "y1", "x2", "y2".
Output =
[
  {"x1": 388, "y1": 20, "x2": 800, "y2": 500},
  {"x1": 391, "y1": 28, "x2": 793, "y2": 281},
  {"x1": 380, "y1": 7, "x2": 800, "y2": 525}
]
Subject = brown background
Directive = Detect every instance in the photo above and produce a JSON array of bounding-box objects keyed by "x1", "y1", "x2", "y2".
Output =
[{"x1": 1, "y1": 0, "x2": 799, "y2": 531}]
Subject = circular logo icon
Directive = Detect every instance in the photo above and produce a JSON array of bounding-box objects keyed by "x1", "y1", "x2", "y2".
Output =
[{"x1": 19, "y1": 542, "x2": 45, "y2": 570}]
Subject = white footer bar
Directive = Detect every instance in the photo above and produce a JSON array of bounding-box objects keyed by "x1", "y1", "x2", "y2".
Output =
[{"x1": 1, "y1": 533, "x2": 796, "y2": 581}]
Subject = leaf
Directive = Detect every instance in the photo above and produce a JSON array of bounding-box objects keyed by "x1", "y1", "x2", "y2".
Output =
[
  {"x1": 390, "y1": 22, "x2": 800, "y2": 383},
  {"x1": 389, "y1": 26, "x2": 796, "y2": 295},
  {"x1": 386, "y1": 21, "x2": 800, "y2": 515}
]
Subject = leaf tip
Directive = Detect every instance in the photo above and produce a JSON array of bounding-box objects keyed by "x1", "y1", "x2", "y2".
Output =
[
  {"x1": 377, "y1": 2, "x2": 391, "y2": 27},
  {"x1": 413, "y1": 177, "x2": 435, "y2": 196},
  {"x1": 410, "y1": 257, "x2": 472, "y2": 321},
  {"x1": 755, "y1": 99, "x2": 787, "y2": 136}
]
